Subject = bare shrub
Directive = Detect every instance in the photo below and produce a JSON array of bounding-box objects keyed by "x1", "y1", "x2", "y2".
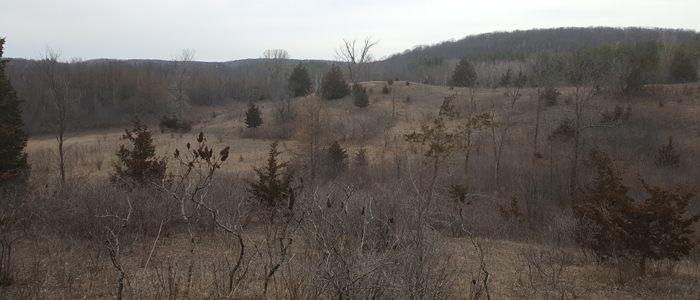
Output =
[
  {"x1": 541, "y1": 86, "x2": 560, "y2": 106},
  {"x1": 600, "y1": 104, "x2": 631, "y2": 125},
  {"x1": 382, "y1": 85, "x2": 392, "y2": 94},
  {"x1": 512, "y1": 244, "x2": 577, "y2": 299}
]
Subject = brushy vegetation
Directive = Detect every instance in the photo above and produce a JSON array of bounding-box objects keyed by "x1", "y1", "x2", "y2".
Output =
[{"x1": 2, "y1": 30, "x2": 700, "y2": 299}]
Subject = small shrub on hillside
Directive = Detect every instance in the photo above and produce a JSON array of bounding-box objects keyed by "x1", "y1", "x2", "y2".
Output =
[
  {"x1": 111, "y1": 117, "x2": 167, "y2": 187},
  {"x1": 497, "y1": 197, "x2": 523, "y2": 223},
  {"x1": 404, "y1": 95, "x2": 411, "y2": 103},
  {"x1": 405, "y1": 81, "x2": 410, "y2": 86},
  {"x1": 421, "y1": 76, "x2": 436, "y2": 85},
  {"x1": 600, "y1": 104, "x2": 631, "y2": 125},
  {"x1": 548, "y1": 116, "x2": 575, "y2": 141},
  {"x1": 159, "y1": 115, "x2": 192, "y2": 132},
  {"x1": 352, "y1": 83, "x2": 369, "y2": 108},
  {"x1": 654, "y1": 136, "x2": 680, "y2": 168},
  {"x1": 353, "y1": 148, "x2": 368, "y2": 169},
  {"x1": 246, "y1": 140, "x2": 294, "y2": 207},
  {"x1": 244, "y1": 101, "x2": 263, "y2": 129},
  {"x1": 541, "y1": 86, "x2": 560, "y2": 106},
  {"x1": 325, "y1": 141, "x2": 348, "y2": 178},
  {"x1": 381, "y1": 86, "x2": 391, "y2": 94},
  {"x1": 387, "y1": 78, "x2": 394, "y2": 85}
]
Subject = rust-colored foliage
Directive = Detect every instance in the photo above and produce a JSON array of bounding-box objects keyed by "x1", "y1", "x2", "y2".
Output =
[{"x1": 573, "y1": 148, "x2": 700, "y2": 275}]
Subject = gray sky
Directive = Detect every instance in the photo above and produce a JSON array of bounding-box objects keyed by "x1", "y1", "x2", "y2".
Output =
[{"x1": 2, "y1": 0, "x2": 698, "y2": 62}]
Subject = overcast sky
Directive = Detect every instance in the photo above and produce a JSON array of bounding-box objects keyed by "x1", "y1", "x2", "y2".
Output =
[{"x1": 2, "y1": 0, "x2": 699, "y2": 62}]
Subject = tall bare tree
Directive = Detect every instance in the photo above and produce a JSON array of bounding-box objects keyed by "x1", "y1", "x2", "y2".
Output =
[
  {"x1": 335, "y1": 37, "x2": 379, "y2": 83},
  {"x1": 490, "y1": 67, "x2": 527, "y2": 187},
  {"x1": 167, "y1": 49, "x2": 195, "y2": 120},
  {"x1": 262, "y1": 49, "x2": 294, "y2": 126},
  {"x1": 35, "y1": 47, "x2": 73, "y2": 185},
  {"x1": 529, "y1": 51, "x2": 563, "y2": 157},
  {"x1": 560, "y1": 50, "x2": 608, "y2": 197}
]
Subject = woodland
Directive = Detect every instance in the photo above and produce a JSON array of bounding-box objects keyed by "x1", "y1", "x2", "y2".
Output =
[{"x1": 1, "y1": 26, "x2": 700, "y2": 299}]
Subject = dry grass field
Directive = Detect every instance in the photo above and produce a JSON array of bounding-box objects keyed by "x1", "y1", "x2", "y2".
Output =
[{"x1": 3, "y1": 81, "x2": 700, "y2": 299}]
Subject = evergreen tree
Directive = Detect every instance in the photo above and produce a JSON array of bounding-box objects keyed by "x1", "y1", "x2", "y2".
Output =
[
  {"x1": 326, "y1": 141, "x2": 348, "y2": 178},
  {"x1": 244, "y1": 101, "x2": 263, "y2": 129},
  {"x1": 670, "y1": 49, "x2": 698, "y2": 83},
  {"x1": 352, "y1": 83, "x2": 369, "y2": 108},
  {"x1": 0, "y1": 38, "x2": 29, "y2": 192},
  {"x1": 654, "y1": 136, "x2": 680, "y2": 168},
  {"x1": 246, "y1": 140, "x2": 294, "y2": 207},
  {"x1": 288, "y1": 63, "x2": 313, "y2": 97},
  {"x1": 573, "y1": 149, "x2": 700, "y2": 275},
  {"x1": 110, "y1": 117, "x2": 167, "y2": 187},
  {"x1": 321, "y1": 65, "x2": 350, "y2": 100},
  {"x1": 449, "y1": 57, "x2": 477, "y2": 87}
]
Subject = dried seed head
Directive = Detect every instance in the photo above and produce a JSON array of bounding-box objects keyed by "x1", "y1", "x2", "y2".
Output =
[
  {"x1": 220, "y1": 146, "x2": 230, "y2": 161},
  {"x1": 289, "y1": 195, "x2": 295, "y2": 210}
]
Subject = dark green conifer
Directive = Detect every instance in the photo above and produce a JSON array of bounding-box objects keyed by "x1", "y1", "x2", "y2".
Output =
[
  {"x1": 245, "y1": 101, "x2": 263, "y2": 129},
  {"x1": 288, "y1": 63, "x2": 313, "y2": 97},
  {"x1": 321, "y1": 65, "x2": 350, "y2": 100},
  {"x1": 0, "y1": 38, "x2": 30, "y2": 192}
]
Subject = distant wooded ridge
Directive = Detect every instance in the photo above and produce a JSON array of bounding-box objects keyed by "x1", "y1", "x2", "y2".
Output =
[
  {"x1": 5, "y1": 26, "x2": 699, "y2": 134},
  {"x1": 8, "y1": 27, "x2": 698, "y2": 64}
]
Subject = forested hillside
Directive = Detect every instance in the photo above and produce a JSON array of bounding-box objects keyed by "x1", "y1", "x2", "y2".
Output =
[{"x1": 5, "y1": 26, "x2": 700, "y2": 134}]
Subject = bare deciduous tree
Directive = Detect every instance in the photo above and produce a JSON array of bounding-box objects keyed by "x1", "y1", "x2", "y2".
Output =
[
  {"x1": 335, "y1": 37, "x2": 379, "y2": 83},
  {"x1": 35, "y1": 47, "x2": 74, "y2": 186},
  {"x1": 490, "y1": 67, "x2": 527, "y2": 187},
  {"x1": 262, "y1": 49, "x2": 295, "y2": 127},
  {"x1": 561, "y1": 50, "x2": 608, "y2": 197},
  {"x1": 167, "y1": 49, "x2": 195, "y2": 120}
]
